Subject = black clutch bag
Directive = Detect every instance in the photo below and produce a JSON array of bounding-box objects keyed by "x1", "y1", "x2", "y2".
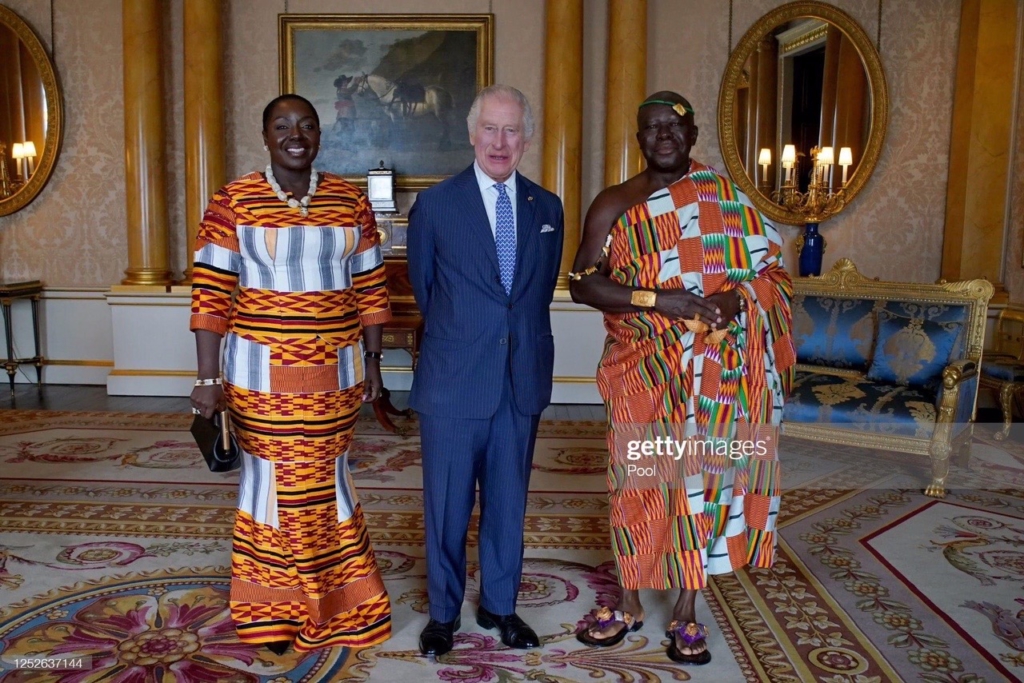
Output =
[{"x1": 190, "y1": 411, "x2": 241, "y2": 472}]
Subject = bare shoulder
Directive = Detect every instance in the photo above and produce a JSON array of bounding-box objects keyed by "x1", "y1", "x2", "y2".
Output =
[{"x1": 584, "y1": 176, "x2": 649, "y2": 233}]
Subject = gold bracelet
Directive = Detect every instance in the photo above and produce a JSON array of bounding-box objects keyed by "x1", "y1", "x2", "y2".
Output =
[
  {"x1": 195, "y1": 378, "x2": 222, "y2": 386},
  {"x1": 630, "y1": 290, "x2": 657, "y2": 308},
  {"x1": 568, "y1": 265, "x2": 601, "y2": 281},
  {"x1": 568, "y1": 234, "x2": 613, "y2": 281}
]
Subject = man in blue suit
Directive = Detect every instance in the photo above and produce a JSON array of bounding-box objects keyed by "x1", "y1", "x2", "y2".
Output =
[{"x1": 408, "y1": 84, "x2": 564, "y2": 657}]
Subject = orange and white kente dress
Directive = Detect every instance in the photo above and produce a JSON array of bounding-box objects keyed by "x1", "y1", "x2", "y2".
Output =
[{"x1": 190, "y1": 171, "x2": 392, "y2": 650}]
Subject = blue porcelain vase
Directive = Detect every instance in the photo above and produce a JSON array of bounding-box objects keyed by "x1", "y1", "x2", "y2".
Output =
[{"x1": 798, "y1": 222, "x2": 824, "y2": 277}]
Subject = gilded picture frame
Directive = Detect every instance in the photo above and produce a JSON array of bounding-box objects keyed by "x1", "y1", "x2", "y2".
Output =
[{"x1": 279, "y1": 14, "x2": 494, "y2": 191}]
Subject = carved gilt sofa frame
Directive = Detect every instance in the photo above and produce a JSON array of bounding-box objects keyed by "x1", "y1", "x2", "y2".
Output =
[{"x1": 783, "y1": 259, "x2": 994, "y2": 498}]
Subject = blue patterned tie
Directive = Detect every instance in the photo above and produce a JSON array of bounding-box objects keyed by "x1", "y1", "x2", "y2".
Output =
[{"x1": 494, "y1": 182, "x2": 516, "y2": 295}]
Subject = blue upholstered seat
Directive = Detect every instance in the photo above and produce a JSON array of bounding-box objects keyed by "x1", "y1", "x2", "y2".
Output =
[
  {"x1": 791, "y1": 295, "x2": 876, "y2": 370},
  {"x1": 783, "y1": 371, "x2": 939, "y2": 439},
  {"x1": 981, "y1": 360, "x2": 1024, "y2": 382},
  {"x1": 866, "y1": 306, "x2": 964, "y2": 390},
  {"x1": 787, "y1": 259, "x2": 992, "y2": 498}
]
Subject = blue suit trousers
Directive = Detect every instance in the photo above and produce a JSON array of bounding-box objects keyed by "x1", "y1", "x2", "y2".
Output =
[{"x1": 419, "y1": 376, "x2": 540, "y2": 623}]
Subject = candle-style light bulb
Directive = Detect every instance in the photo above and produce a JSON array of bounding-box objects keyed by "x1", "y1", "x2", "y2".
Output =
[
  {"x1": 11, "y1": 143, "x2": 25, "y2": 179},
  {"x1": 781, "y1": 145, "x2": 796, "y2": 184},
  {"x1": 839, "y1": 147, "x2": 853, "y2": 186},
  {"x1": 758, "y1": 148, "x2": 771, "y2": 183},
  {"x1": 819, "y1": 147, "x2": 834, "y2": 187}
]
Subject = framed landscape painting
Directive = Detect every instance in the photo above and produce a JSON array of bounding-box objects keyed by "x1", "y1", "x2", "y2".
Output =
[{"x1": 279, "y1": 14, "x2": 494, "y2": 190}]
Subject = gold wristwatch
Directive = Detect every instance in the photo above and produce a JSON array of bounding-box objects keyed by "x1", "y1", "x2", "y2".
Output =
[{"x1": 631, "y1": 289, "x2": 657, "y2": 309}]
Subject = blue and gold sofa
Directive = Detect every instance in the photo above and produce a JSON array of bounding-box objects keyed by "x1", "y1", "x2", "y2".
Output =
[{"x1": 782, "y1": 259, "x2": 994, "y2": 498}]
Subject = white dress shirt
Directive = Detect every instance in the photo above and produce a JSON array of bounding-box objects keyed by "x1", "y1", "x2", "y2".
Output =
[{"x1": 474, "y1": 161, "x2": 518, "y2": 249}]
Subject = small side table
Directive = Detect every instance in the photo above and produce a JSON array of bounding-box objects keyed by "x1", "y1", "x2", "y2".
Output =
[
  {"x1": 374, "y1": 315, "x2": 422, "y2": 435},
  {"x1": 0, "y1": 280, "x2": 44, "y2": 396}
]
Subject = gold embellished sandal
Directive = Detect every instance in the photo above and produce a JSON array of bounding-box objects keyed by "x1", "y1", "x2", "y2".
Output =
[
  {"x1": 576, "y1": 606, "x2": 643, "y2": 647},
  {"x1": 666, "y1": 620, "x2": 711, "y2": 665}
]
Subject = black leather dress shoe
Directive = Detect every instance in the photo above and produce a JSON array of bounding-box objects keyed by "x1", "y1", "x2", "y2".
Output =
[
  {"x1": 477, "y1": 606, "x2": 540, "y2": 649},
  {"x1": 264, "y1": 641, "x2": 290, "y2": 655},
  {"x1": 419, "y1": 616, "x2": 461, "y2": 657}
]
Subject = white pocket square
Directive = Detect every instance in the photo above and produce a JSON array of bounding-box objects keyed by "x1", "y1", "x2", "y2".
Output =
[{"x1": 540, "y1": 224, "x2": 555, "y2": 233}]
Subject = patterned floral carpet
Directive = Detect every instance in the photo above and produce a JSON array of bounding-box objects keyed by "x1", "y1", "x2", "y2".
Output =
[{"x1": 0, "y1": 410, "x2": 1022, "y2": 682}]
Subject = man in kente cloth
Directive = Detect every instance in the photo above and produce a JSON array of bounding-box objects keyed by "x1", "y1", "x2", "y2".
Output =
[{"x1": 568, "y1": 91, "x2": 795, "y2": 665}]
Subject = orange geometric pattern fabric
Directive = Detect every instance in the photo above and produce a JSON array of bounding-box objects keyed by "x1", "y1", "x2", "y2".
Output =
[
  {"x1": 597, "y1": 162, "x2": 795, "y2": 591},
  {"x1": 189, "y1": 171, "x2": 392, "y2": 649}
]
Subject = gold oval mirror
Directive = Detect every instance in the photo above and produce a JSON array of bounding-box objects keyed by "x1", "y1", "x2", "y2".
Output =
[
  {"x1": 0, "y1": 5, "x2": 62, "y2": 216},
  {"x1": 718, "y1": 1, "x2": 887, "y2": 226}
]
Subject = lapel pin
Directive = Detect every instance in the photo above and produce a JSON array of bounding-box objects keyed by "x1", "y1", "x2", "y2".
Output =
[{"x1": 528, "y1": 196, "x2": 534, "y2": 202}]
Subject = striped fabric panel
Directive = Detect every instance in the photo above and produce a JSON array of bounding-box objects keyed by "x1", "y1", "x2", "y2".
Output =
[
  {"x1": 677, "y1": 201, "x2": 701, "y2": 239},
  {"x1": 237, "y1": 449, "x2": 278, "y2": 528},
  {"x1": 350, "y1": 242, "x2": 383, "y2": 275},
  {"x1": 223, "y1": 333, "x2": 271, "y2": 392},
  {"x1": 337, "y1": 341, "x2": 364, "y2": 390},
  {"x1": 335, "y1": 451, "x2": 356, "y2": 523},
  {"x1": 195, "y1": 241, "x2": 242, "y2": 274},
  {"x1": 657, "y1": 245, "x2": 682, "y2": 284},
  {"x1": 236, "y1": 226, "x2": 360, "y2": 293},
  {"x1": 228, "y1": 172, "x2": 370, "y2": 227},
  {"x1": 269, "y1": 365, "x2": 340, "y2": 394},
  {"x1": 747, "y1": 528, "x2": 776, "y2": 567}
]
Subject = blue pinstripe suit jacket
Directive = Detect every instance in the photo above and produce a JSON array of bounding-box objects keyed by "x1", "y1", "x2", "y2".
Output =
[{"x1": 407, "y1": 164, "x2": 564, "y2": 418}]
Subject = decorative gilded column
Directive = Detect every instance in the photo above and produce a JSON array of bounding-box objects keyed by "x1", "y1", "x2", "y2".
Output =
[
  {"x1": 942, "y1": 0, "x2": 1019, "y2": 302},
  {"x1": 542, "y1": 0, "x2": 583, "y2": 291},
  {"x1": 604, "y1": 0, "x2": 647, "y2": 186},
  {"x1": 121, "y1": 0, "x2": 173, "y2": 287},
  {"x1": 183, "y1": 0, "x2": 226, "y2": 282}
]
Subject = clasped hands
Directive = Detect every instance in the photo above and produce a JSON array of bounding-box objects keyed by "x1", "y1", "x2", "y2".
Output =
[{"x1": 654, "y1": 290, "x2": 743, "y2": 344}]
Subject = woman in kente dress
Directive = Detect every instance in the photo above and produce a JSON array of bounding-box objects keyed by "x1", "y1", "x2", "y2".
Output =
[{"x1": 189, "y1": 95, "x2": 392, "y2": 653}]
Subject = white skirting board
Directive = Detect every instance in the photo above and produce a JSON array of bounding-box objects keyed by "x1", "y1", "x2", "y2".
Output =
[
  {"x1": 8, "y1": 287, "x2": 607, "y2": 402},
  {"x1": 5, "y1": 289, "x2": 113, "y2": 387}
]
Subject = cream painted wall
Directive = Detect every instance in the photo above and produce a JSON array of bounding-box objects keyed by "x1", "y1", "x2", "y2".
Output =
[{"x1": 0, "y1": 0, "x2": 1015, "y2": 293}]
